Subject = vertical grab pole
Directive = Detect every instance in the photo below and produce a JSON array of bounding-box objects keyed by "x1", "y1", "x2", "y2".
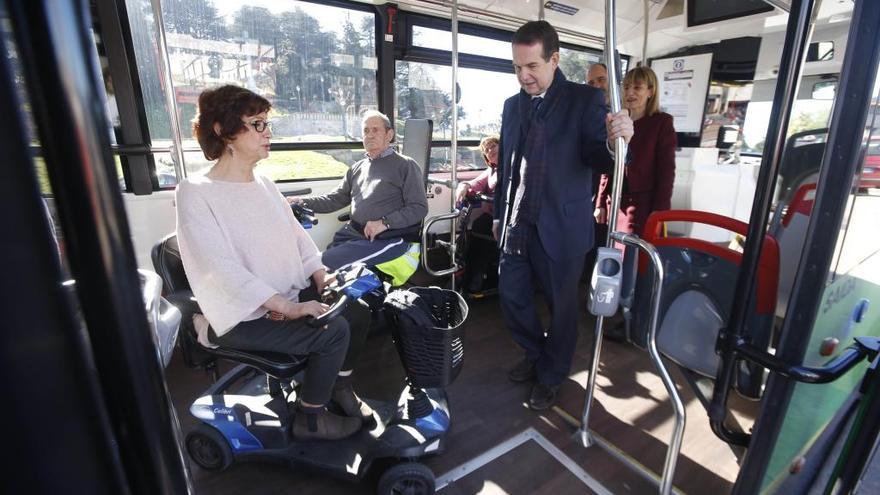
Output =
[
  {"x1": 449, "y1": 0, "x2": 460, "y2": 291},
  {"x1": 577, "y1": 0, "x2": 628, "y2": 447},
  {"x1": 149, "y1": 0, "x2": 187, "y2": 181}
]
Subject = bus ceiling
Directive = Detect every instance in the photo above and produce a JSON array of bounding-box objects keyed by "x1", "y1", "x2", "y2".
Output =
[{"x1": 390, "y1": 0, "x2": 853, "y2": 66}]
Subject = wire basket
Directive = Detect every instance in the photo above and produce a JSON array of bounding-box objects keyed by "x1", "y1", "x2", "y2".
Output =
[{"x1": 384, "y1": 287, "x2": 468, "y2": 388}]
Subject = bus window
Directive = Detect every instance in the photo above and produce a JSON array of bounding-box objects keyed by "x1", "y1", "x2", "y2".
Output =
[
  {"x1": 427, "y1": 145, "x2": 485, "y2": 173},
  {"x1": 701, "y1": 81, "x2": 753, "y2": 151},
  {"x1": 395, "y1": 61, "x2": 518, "y2": 165},
  {"x1": 126, "y1": 0, "x2": 378, "y2": 183},
  {"x1": 558, "y1": 46, "x2": 605, "y2": 85},
  {"x1": 125, "y1": 0, "x2": 173, "y2": 145},
  {"x1": 741, "y1": 76, "x2": 837, "y2": 155},
  {"x1": 411, "y1": 25, "x2": 510, "y2": 59}
]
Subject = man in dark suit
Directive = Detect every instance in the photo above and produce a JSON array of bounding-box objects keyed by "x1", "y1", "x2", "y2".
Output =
[{"x1": 493, "y1": 21, "x2": 633, "y2": 410}]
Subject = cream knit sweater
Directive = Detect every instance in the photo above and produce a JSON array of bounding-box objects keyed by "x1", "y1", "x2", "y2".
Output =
[{"x1": 175, "y1": 173, "x2": 323, "y2": 336}]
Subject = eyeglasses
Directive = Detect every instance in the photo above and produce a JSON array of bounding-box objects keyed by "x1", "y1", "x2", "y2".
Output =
[{"x1": 246, "y1": 119, "x2": 273, "y2": 133}]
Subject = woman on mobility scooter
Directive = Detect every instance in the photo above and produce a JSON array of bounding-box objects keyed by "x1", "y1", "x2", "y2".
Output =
[
  {"x1": 175, "y1": 85, "x2": 372, "y2": 441},
  {"x1": 454, "y1": 136, "x2": 500, "y2": 294}
]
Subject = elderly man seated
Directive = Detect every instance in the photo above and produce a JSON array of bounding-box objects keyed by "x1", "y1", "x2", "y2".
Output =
[{"x1": 291, "y1": 110, "x2": 428, "y2": 274}]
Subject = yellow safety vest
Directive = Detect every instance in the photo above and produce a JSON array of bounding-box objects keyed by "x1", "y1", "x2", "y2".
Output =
[{"x1": 375, "y1": 242, "x2": 420, "y2": 286}]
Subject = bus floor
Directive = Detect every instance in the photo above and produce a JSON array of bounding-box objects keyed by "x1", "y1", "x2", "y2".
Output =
[{"x1": 165, "y1": 288, "x2": 759, "y2": 494}]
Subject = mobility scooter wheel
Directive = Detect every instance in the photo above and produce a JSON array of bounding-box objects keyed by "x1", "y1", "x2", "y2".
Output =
[
  {"x1": 186, "y1": 424, "x2": 233, "y2": 471},
  {"x1": 377, "y1": 462, "x2": 436, "y2": 495}
]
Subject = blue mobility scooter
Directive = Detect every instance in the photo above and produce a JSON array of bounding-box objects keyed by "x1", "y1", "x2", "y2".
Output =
[{"x1": 152, "y1": 234, "x2": 468, "y2": 494}]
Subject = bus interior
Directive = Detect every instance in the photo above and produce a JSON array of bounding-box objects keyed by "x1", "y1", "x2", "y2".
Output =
[{"x1": 5, "y1": 0, "x2": 880, "y2": 494}]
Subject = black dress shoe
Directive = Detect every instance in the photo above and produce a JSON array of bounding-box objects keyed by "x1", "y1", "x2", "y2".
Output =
[
  {"x1": 508, "y1": 357, "x2": 537, "y2": 382},
  {"x1": 529, "y1": 383, "x2": 560, "y2": 410}
]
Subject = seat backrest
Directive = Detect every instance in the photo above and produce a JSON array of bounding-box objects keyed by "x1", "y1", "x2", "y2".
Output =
[
  {"x1": 777, "y1": 128, "x2": 827, "y2": 203},
  {"x1": 151, "y1": 233, "x2": 190, "y2": 295},
  {"x1": 772, "y1": 182, "x2": 816, "y2": 317},
  {"x1": 631, "y1": 210, "x2": 780, "y2": 399},
  {"x1": 401, "y1": 119, "x2": 433, "y2": 187},
  {"x1": 150, "y1": 233, "x2": 308, "y2": 378}
]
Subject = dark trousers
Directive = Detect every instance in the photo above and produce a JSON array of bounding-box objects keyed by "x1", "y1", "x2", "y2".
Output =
[
  {"x1": 499, "y1": 225, "x2": 586, "y2": 386},
  {"x1": 322, "y1": 223, "x2": 411, "y2": 271},
  {"x1": 583, "y1": 222, "x2": 609, "y2": 282},
  {"x1": 213, "y1": 288, "x2": 371, "y2": 406},
  {"x1": 463, "y1": 213, "x2": 498, "y2": 291}
]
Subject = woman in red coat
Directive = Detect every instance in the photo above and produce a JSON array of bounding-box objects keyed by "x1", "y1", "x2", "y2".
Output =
[{"x1": 596, "y1": 66, "x2": 676, "y2": 236}]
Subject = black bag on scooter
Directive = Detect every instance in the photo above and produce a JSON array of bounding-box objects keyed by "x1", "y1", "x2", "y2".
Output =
[{"x1": 384, "y1": 287, "x2": 468, "y2": 389}]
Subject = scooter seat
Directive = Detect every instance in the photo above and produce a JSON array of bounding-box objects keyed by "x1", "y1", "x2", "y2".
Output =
[
  {"x1": 151, "y1": 233, "x2": 308, "y2": 379},
  {"x1": 205, "y1": 347, "x2": 306, "y2": 380},
  {"x1": 164, "y1": 291, "x2": 307, "y2": 378}
]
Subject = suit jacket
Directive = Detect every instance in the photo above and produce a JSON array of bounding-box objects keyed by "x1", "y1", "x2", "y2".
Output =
[
  {"x1": 494, "y1": 69, "x2": 611, "y2": 260},
  {"x1": 596, "y1": 112, "x2": 677, "y2": 235}
]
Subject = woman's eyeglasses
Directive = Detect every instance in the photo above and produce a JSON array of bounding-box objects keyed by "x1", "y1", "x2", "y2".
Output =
[{"x1": 247, "y1": 120, "x2": 273, "y2": 133}]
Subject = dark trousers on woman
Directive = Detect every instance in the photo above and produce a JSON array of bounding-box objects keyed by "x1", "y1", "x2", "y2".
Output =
[
  {"x1": 212, "y1": 286, "x2": 371, "y2": 406},
  {"x1": 463, "y1": 212, "x2": 498, "y2": 292}
]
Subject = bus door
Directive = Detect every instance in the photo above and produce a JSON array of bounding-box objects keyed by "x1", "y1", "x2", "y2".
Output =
[
  {"x1": 731, "y1": 1, "x2": 880, "y2": 493},
  {"x1": 2, "y1": 1, "x2": 190, "y2": 492}
]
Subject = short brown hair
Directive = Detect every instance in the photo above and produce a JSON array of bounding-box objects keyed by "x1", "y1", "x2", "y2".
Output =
[
  {"x1": 512, "y1": 21, "x2": 559, "y2": 61},
  {"x1": 479, "y1": 135, "x2": 499, "y2": 165},
  {"x1": 193, "y1": 85, "x2": 271, "y2": 160},
  {"x1": 623, "y1": 66, "x2": 660, "y2": 116}
]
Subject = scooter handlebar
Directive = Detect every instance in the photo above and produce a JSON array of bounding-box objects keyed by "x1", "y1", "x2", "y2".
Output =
[{"x1": 306, "y1": 293, "x2": 351, "y2": 328}]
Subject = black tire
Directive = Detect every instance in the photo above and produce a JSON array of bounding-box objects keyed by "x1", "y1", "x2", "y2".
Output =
[
  {"x1": 186, "y1": 424, "x2": 234, "y2": 471},
  {"x1": 377, "y1": 462, "x2": 435, "y2": 495}
]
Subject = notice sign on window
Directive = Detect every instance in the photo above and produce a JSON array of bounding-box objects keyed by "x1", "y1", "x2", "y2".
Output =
[{"x1": 650, "y1": 53, "x2": 713, "y2": 134}]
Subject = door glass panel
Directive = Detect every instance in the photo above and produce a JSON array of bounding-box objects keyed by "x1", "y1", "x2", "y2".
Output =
[{"x1": 759, "y1": 53, "x2": 880, "y2": 495}]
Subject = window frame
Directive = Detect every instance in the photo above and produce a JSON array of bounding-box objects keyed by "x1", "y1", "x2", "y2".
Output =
[
  {"x1": 394, "y1": 11, "x2": 616, "y2": 172},
  {"x1": 106, "y1": 0, "x2": 626, "y2": 190}
]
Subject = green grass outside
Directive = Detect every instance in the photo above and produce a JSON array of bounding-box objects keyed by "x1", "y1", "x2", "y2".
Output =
[
  {"x1": 37, "y1": 148, "x2": 349, "y2": 192},
  {"x1": 257, "y1": 150, "x2": 349, "y2": 181}
]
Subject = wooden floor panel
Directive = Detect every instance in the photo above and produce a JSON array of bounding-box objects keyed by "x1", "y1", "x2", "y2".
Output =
[
  {"x1": 166, "y1": 291, "x2": 754, "y2": 494},
  {"x1": 441, "y1": 441, "x2": 600, "y2": 495}
]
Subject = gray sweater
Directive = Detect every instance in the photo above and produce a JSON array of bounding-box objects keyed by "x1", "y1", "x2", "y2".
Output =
[{"x1": 304, "y1": 151, "x2": 428, "y2": 229}]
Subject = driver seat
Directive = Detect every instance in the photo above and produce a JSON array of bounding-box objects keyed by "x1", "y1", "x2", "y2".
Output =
[{"x1": 151, "y1": 233, "x2": 307, "y2": 380}]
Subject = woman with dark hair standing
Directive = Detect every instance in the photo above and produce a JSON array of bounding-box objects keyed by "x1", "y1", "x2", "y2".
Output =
[
  {"x1": 596, "y1": 65, "x2": 676, "y2": 237},
  {"x1": 175, "y1": 85, "x2": 371, "y2": 441}
]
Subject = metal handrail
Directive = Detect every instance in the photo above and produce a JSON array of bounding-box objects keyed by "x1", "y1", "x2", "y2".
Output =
[
  {"x1": 577, "y1": 231, "x2": 685, "y2": 495},
  {"x1": 421, "y1": 210, "x2": 461, "y2": 276},
  {"x1": 448, "y1": 0, "x2": 460, "y2": 290},
  {"x1": 149, "y1": 0, "x2": 186, "y2": 181}
]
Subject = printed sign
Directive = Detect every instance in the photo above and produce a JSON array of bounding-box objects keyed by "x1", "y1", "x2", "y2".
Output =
[{"x1": 650, "y1": 53, "x2": 713, "y2": 134}]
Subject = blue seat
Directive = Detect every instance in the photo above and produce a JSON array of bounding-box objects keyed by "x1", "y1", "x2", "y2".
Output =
[{"x1": 628, "y1": 210, "x2": 780, "y2": 400}]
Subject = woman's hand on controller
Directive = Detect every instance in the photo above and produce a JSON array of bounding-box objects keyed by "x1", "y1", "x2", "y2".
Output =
[{"x1": 288, "y1": 300, "x2": 329, "y2": 319}]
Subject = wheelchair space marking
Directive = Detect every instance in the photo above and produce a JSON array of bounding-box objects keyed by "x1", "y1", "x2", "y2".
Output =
[{"x1": 435, "y1": 427, "x2": 612, "y2": 494}]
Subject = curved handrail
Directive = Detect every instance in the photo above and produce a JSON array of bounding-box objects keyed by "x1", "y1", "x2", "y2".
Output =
[
  {"x1": 617, "y1": 232, "x2": 684, "y2": 495},
  {"x1": 421, "y1": 210, "x2": 462, "y2": 277}
]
